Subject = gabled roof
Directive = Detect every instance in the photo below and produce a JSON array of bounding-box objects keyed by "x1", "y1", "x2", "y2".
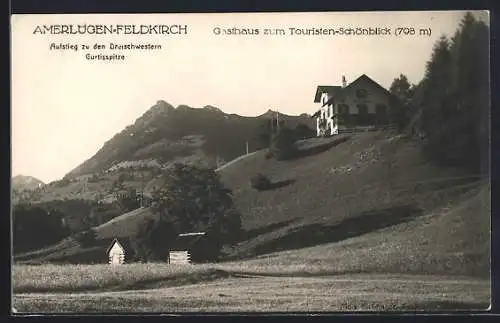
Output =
[
  {"x1": 169, "y1": 232, "x2": 206, "y2": 251},
  {"x1": 323, "y1": 74, "x2": 393, "y2": 106},
  {"x1": 314, "y1": 86, "x2": 342, "y2": 103},
  {"x1": 106, "y1": 237, "x2": 134, "y2": 255},
  {"x1": 179, "y1": 232, "x2": 206, "y2": 237},
  {"x1": 106, "y1": 238, "x2": 124, "y2": 254},
  {"x1": 311, "y1": 110, "x2": 321, "y2": 118}
]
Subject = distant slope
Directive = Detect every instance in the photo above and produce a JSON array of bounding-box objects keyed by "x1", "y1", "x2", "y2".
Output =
[
  {"x1": 65, "y1": 102, "x2": 314, "y2": 179},
  {"x1": 14, "y1": 207, "x2": 157, "y2": 264},
  {"x1": 12, "y1": 175, "x2": 46, "y2": 203},
  {"x1": 20, "y1": 102, "x2": 313, "y2": 204},
  {"x1": 16, "y1": 132, "x2": 490, "y2": 278},
  {"x1": 12, "y1": 175, "x2": 44, "y2": 190}
]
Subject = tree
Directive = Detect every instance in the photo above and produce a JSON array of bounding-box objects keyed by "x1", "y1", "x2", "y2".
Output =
[
  {"x1": 390, "y1": 74, "x2": 413, "y2": 105},
  {"x1": 12, "y1": 205, "x2": 70, "y2": 253},
  {"x1": 389, "y1": 74, "x2": 415, "y2": 131},
  {"x1": 115, "y1": 188, "x2": 141, "y2": 213},
  {"x1": 294, "y1": 123, "x2": 315, "y2": 140},
  {"x1": 144, "y1": 163, "x2": 242, "y2": 261},
  {"x1": 411, "y1": 12, "x2": 489, "y2": 172},
  {"x1": 257, "y1": 117, "x2": 285, "y2": 147},
  {"x1": 130, "y1": 218, "x2": 177, "y2": 261},
  {"x1": 74, "y1": 228, "x2": 97, "y2": 247},
  {"x1": 268, "y1": 127, "x2": 298, "y2": 160},
  {"x1": 250, "y1": 173, "x2": 272, "y2": 191},
  {"x1": 420, "y1": 35, "x2": 453, "y2": 140}
]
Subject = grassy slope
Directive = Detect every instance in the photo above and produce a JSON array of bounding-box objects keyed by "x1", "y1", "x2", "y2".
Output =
[
  {"x1": 15, "y1": 131, "x2": 490, "y2": 278},
  {"x1": 223, "y1": 184, "x2": 490, "y2": 278},
  {"x1": 219, "y1": 132, "x2": 488, "y2": 275}
]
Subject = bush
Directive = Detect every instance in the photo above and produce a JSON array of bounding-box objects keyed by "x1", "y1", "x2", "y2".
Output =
[
  {"x1": 295, "y1": 123, "x2": 316, "y2": 140},
  {"x1": 269, "y1": 127, "x2": 298, "y2": 160},
  {"x1": 74, "y1": 229, "x2": 97, "y2": 247},
  {"x1": 250, "y1": 173, "x2": 272, "y2": 191}
]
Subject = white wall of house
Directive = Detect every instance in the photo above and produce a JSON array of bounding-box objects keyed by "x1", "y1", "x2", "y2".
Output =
[{"x1": 316, "y1": 93, "x2": 338, "y2": 136}]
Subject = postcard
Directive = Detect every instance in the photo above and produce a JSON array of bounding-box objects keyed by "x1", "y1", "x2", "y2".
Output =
[{"x1": 11, "y1": 11, "x2": 491, "y2": 313}]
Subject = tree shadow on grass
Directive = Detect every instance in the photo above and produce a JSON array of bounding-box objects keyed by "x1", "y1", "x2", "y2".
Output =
[
  {"x1": 261, "y1": 179, "x2": 296, "y2": 191},
  {"x1": 237, "y1": 219, "x2": 298, "y2": 243},
  {"x1": 252, "y1": 204, "x2": 423, "y2": 256},
  {"x1": 292, "y1": 135, "x2": 351, "y2": 160}
]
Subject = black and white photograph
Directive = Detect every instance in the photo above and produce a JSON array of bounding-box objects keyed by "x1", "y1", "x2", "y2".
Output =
[{"x1": 11, "y1": 10, "x2": 491, "y2": 313}]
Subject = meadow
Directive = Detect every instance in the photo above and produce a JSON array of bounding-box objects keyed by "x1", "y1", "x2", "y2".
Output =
[
  {"x1": 12, "y1": 262, "x2": 490, "y2": 313},
  {"x1": 12, "y1": 132, "x2": 491, "y2": 313}
]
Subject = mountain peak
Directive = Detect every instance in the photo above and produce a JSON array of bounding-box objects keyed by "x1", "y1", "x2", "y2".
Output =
[
  {"x1": 259, "y1": 109, "x2": 289, "y2": 118},
  {"x1": 132, "y1": 100, "x2": 175, "y2": 128},
  {"x1": 12, "y1": 175, "x2": 45, "y2": 190},
  {"x1": 203, "y1": 105, "x2": 223, "y2": 113},
  {"x1": 152, "y1": 100, "x2": 175, "y2": 114},
  {"x1": 260, "y1": 109, "x2": 276, "y2": 117},
  {"x1": 63, "y1": 101, "x2": 316, "y2": 179}
]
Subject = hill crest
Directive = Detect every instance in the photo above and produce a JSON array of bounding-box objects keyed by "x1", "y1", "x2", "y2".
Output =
[
  {"x1": 64, "y1": 101, "x2": 314, "y2": 180},
  {"x1": 12, "y1": 175, "x2": 45, "y2": 190}
]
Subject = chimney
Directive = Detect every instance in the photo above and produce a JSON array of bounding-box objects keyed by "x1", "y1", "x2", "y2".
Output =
[{"x1": 342, "y1": 75, "x2": 347, "y2": 88}]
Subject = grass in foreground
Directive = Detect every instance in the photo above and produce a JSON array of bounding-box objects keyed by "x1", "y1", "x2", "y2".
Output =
[
  {"x1": 12, "y1": 263, "x2": 230, "y2": 293},
  {"x1": 13, "y1": 273, "x2": 490, "y2": 313}
]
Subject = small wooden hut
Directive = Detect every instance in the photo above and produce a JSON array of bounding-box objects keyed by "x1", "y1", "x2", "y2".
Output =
[
  {"x1": 168, "y1": 232, "x2": 208, "y2": 264},
  {"x1": 106, "y1": 238, "x2": 126, "y2": 265}
]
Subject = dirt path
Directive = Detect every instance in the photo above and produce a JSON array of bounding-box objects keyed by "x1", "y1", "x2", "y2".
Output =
[{"x1": 216, "y1": 151, "x2": 259, "y2": 172}]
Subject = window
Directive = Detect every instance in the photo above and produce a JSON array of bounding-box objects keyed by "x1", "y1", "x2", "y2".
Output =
[
  {"x1": 338, "y1": 104, "x2": 349, "y2": 115},
  {"x1": 356, "y1": 89, "x2": 368, "y2": 99},
  {"x1": 357, "y1": 104, "x2": 368, "y2": 115},
  {"x1": 376, "y1": 104, "x2": 387, "y2": 115},
  {"x1": 357, "y1": 104, "x2": 368, "y2": 125},
  {"x1": 376, "y1": 104, "x2": 388, "y2": 124}
]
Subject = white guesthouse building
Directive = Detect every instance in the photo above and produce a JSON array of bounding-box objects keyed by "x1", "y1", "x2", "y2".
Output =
[{"x1": 313, "y1": 74, "x2": 396, "y2": 136}]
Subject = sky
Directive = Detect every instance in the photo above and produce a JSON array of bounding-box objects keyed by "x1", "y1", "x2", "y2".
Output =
[{"x1": 11, "y1": 11, "x2": 489, "y2": 183}]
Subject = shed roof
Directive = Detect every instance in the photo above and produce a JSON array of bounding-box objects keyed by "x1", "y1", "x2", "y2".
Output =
[
  {"x1": 314, "y1": 86, "x2": 342, "y2": 103},
  {"x1": 169, "y1": 232, "x2": 206, "y2": 251}
]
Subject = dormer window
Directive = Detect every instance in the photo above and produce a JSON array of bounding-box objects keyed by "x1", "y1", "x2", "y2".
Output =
[{"x1": 356, "y1": 89, "x2": 368, "y2": 99}]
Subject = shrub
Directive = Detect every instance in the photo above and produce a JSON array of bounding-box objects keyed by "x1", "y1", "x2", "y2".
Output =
[
  {"x1": 295, "y1": 123, "x2": 316, "y2": 140},
  {"x1": 73, "y1": 229, "x2": 97, "y2": 247},
  {"x1": 269, "y1": 127, "x2": 298, "y2": 160},
  {"x1": 250, "y1": 173, "x2": 272, "y2": 191}
]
